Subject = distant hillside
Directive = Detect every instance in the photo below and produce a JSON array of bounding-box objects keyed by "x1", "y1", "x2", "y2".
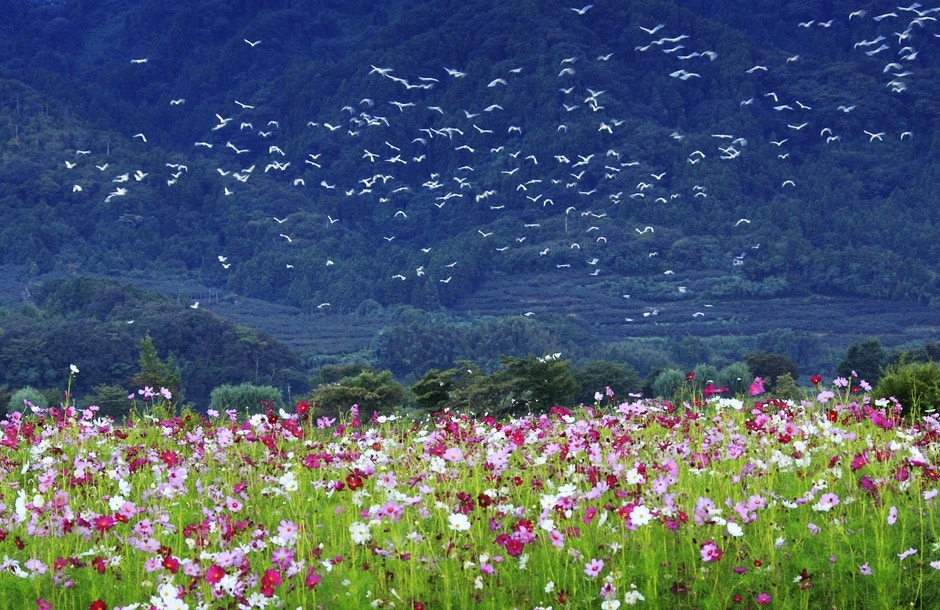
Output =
[{"x1": 0, "y1": 0, "x2": 938, "y2": 388}]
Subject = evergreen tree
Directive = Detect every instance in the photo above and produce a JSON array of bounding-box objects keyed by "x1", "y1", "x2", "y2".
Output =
[{"x1": 131, "y1": 333, "x2": 182, "y2": 404}]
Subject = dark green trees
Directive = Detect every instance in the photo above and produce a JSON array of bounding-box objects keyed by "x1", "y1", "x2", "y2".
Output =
[{"x1": 837, "y1": 338, "x2": 888, "y2": 386}]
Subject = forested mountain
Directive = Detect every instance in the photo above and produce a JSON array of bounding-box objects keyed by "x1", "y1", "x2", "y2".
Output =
[{"x1": 0, "y1": 0, "x2": 938, "y2": 398}]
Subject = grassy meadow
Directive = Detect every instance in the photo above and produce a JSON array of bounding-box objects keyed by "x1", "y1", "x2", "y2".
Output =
[{"x1": 2, "y1": 372, "x2": 939, "y2": 609}]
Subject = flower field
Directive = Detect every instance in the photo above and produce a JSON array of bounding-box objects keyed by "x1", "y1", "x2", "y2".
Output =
[{"x1": 2, "y1": 381, "x2": 940, "y2": 609}]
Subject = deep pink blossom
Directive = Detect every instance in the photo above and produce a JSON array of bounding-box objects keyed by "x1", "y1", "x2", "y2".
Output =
[{"x1": 749, "y1": 377, "x2": 765, "y2": 396}]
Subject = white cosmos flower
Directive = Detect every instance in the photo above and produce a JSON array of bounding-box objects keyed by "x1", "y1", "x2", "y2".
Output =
[
  {"x1": 278, "y1": 471, "x2": 298, "y2": 493},
  {"x1": 108, "y1": 495, "x2": 125, "y2": 511},
  {"x1": 448, "y1": 513, "x2": 471, "y2": 531},
  {"x1": 349, "y1": 521, "x2": 371, "y2": 545},
  {"x1": 630, "y1": 505, "x2": 652, "y2": 527}
]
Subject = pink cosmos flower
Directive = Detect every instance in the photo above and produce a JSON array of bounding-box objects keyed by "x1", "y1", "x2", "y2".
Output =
[
  {"x1": 584, "y1": 558, "x2": 604, "y2": 578},
  {"x1": 748, "y1": 377, "x2": 765, "y2": 396},
  {"x1": 813, "y1": 492, "x2": 840, "y2": 512},
  {"x1": 755, "y1": 592, "x2": 772, "y2": 605},
  {"x1": 277, "y1": 520, "x2": 299, "y2": 543},
  {"x1": 887, "y1": 506, "x2": 898, "y2": 525},
  {"x1": 700, "y1": 540, "x2": 723, "y2": 562},
  {"x1": 859, "y1": 563, "x2": 872, "y2": 576},
  {"x1": 583, "y1": 506, "x2": 597, "y2": 524}
]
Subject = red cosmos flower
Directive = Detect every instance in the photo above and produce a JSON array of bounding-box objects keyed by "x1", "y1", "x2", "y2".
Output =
[
  {"x1": 205, "y1": 564, "x2": 224, "y2": 585},
  {"x1": 504, "y1": 538, "x2": 524, "y2": 557},
  {"x1": 93, "y1": 515, "x2": 115, "y2": 533},
  {"x1": 89, "y1": 601, "x2": 107, "y2": 610},
  {"x1": 295, "y1": 401, "x2": 310, "y2": 416},
  {"x1": 92, "y1": 556, "x2": 106, "y2": 575},
  {"x1": 345, "y1": 472, "x2": 364, "y2": 490},
  {"x1": 260, "y1": 569, "x2": 282, "y2": 597},
  {"x1": 159, "y1": 450, "x2": 179, "y2": 468},
  {"x1": 685, "y1": 371, "x2": 695, "y2": 382},
  {"x1": 811, "y1": 374, "x2": 823, "y2": 386},
  {"x1": 162, "y1": 555, "x2": 180, "y2": 574}
]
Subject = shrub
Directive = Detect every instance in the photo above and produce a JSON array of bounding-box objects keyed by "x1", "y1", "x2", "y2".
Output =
[
  {"x1": 873, "y1": 361, "x2": 940, "y2": 420},
  {"x1": 9, "y1": 386, "x2": 48, "y2": 412},
  {"x1": 744, "y1": 351, "x2": 798, "y2": 391},
  {"x1": 691, "y1": 363, "x2": 720, "y2": 393},
  {"x1": 772, "y1": 373, "x2": 802, "y2": 402},
  {"x1": 313, "y1": 370, "x2": 407, "y2": 418},
  {"x1": 717, "y1": 362, "x2": 751, "y2": 395},
  {"x1": 209, "y1": 383, "x2": 285, "y2": 417},
  {"x1": 651, "y1": 368, "x2": 687, "y2": 401}
]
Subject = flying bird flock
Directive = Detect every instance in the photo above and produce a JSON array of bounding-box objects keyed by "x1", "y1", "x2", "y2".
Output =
[{"x1": 51, "y1": 1, "x2": 931, "y2": 325}]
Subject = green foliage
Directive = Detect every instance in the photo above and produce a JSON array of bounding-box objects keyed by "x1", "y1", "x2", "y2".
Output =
[
  {"x1": 571, "y1": 360, "x2": 642, "y2": 405},
  {"x1": 495, "y1": 355, "x2": 578, "y2": 414},
  {"x1": 8, "y1": 386, "x2": 47, "y2": 412},
  {"x1": 313, "y1": 370, "x2": 407, "y2": 418},
  {"x1": 410, "y1": 361, "x2": 488, "y2": 414},
  {"x1": 837, "y1": 338, "x2": 888, "y2": 386},
  {"x1": 84, "y1": 383, "x2": 132, "y2": 421},
  {"x1": 208, "y1": 382, "x2": 285, "y2": 417},
  {"x1": 874, "y1": 361, "x2": 940, "y2": 420},
  {"x1": 744, "y1": 351, "x2": 799, "y2": 391},
  {"x1": 0, "y1": 384, "x2": 9, "y2": 417},
  {"x1": 311, "y1": 362, "x2": 376, "y2": 386},
  {"x1": 670, "y1": 337, "x2": 711, "y2": 371}
]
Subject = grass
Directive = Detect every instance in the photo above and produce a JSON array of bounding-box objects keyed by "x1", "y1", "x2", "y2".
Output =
[{"x1": 2, "y1": 370, "x2": 940, "y2": 609}]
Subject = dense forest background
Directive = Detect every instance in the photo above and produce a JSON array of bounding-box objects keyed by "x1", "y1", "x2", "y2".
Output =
[{"x1": 0, "y1": 0, "x2": 938, "y2": 409}]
